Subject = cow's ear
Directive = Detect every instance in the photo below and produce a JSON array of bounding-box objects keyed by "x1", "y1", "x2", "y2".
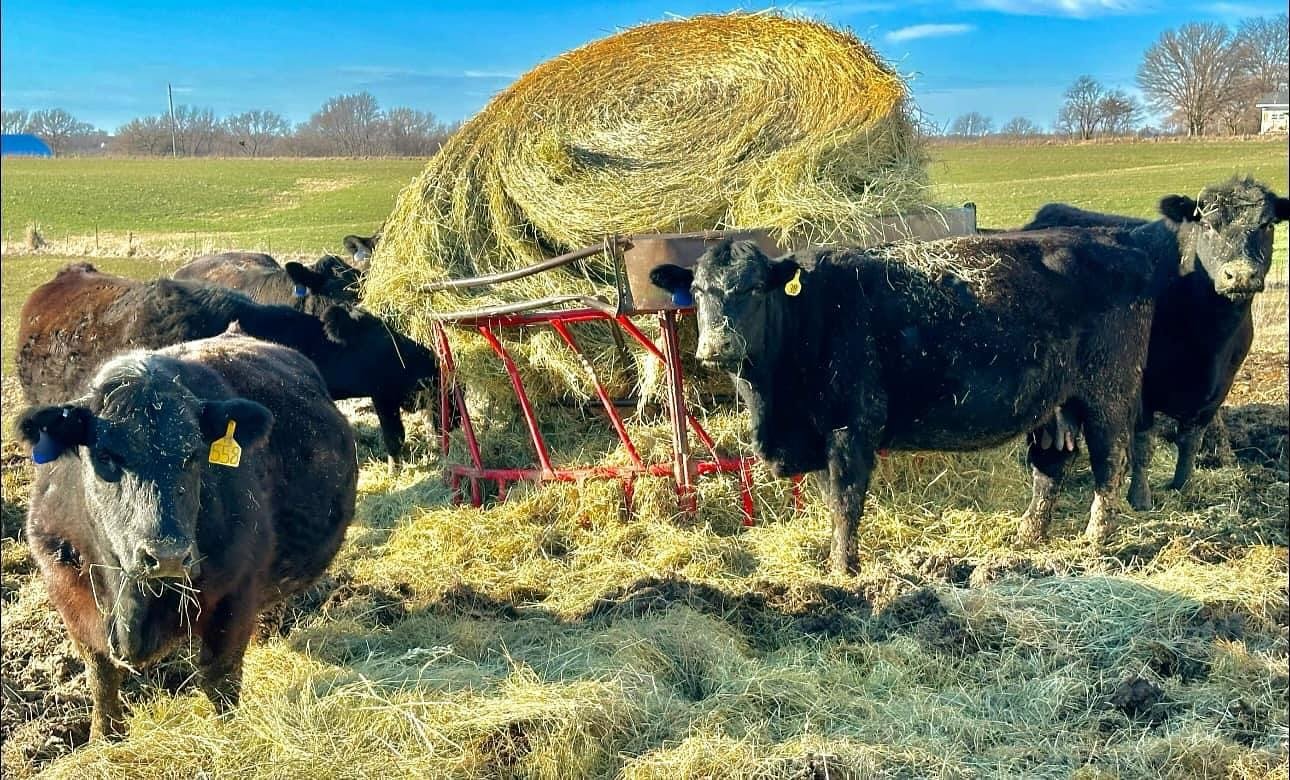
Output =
[
  {"x1": 199, "y1": 399, "x2": 273, "y2": 449},
  {"x1": 321, "y1": 305, "x2": 364, "y2": 344},
  {"x1": 649, "y1": 264, "x2": 694, "y2": 294},
  {"x1": 15, "y1": 405, "x2": 95, "y2": 463},
  {"x1": 1274, "y1": 197, "x2": 1290, "y2": 223},
  {"x1": 285, "y1": 261, "x2": 326, "y2": 293},
  {"x1": 1160, "y1": 195, "x2": 1199, "y2": 223},
  {"x1": 765, "y1": 259, "x2": 802, "y2": 292}
]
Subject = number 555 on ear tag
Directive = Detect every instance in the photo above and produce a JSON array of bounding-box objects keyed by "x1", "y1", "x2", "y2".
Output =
[{"x1": 208, "y1": 420, "x2": 242, "y2": 468}]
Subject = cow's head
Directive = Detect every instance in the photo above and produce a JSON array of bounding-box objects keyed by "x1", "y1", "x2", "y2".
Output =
[
  {"x1": 1159, "y1": 177, "x2": 1290, "y2": 301},
  {"x1": 650, "y1": 240, "x2": 800, "y2": 372},
  {"x1": 17, "y1": 357, "x2": 272, "y2": 582},
  {"x1": 320, "y1": 305, "x2": 448, "y2": 423},
  {"x1": 342, "y1": 232, "x2": 381, "y2": 266},
  {"x1": 284, "y1": 255, "x2": 364, "y2": 304}
]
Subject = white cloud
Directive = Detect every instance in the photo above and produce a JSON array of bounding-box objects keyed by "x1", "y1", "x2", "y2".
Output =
[
  {"x1": 967, "y1": 0, "x2": 1148, "y2": 17},
  {"x1": 885, "y1": 23, "x2": 976, "y2": 42},
  {"x1": 776, "y1": 1, "x2": 901, "y2": 18},
  {"x1": 461, "y1": 70, "x2": 520, "y2": 80},
  {"x1": 1203, "y1": 2, "x2": 1281, "y2": 17}
]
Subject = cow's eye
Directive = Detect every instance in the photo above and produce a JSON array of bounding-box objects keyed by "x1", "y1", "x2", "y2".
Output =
[{"x1": 92, "y1": 450, "x2": 123, "y2": 482}]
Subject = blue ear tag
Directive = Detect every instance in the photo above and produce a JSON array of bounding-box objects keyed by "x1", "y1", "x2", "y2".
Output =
[
  {"x1": 293, "y1": 283, "x2": 308, "y2": 298},
  {"x1": 32, "y1": 430, "x2": 63, "y2": 464},
  {"x1": 671, "y1": 289, "x2": 694, "y2": 307}
]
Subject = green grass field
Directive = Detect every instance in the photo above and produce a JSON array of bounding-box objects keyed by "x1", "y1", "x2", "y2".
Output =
[
  {"x1": 1, "y1": 141, "x2": 1287, "y2": 779},
  {"x1": 1, "y1": 158, "x2": 422, "y2": 256}
]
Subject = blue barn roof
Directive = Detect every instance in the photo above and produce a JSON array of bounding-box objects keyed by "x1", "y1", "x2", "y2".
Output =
[{"x1": 1, "y1": 134, "x2": 54, "y2": 157}]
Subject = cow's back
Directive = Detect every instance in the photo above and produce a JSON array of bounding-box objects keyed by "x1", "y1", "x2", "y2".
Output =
[
  {"x1": 17, "y1": 265, "x2": 141, "y2": 403},
  {"x1": 173, "y1": 252, "x2": 277, "y2": 284},
  {"x1": 17, "y1": 269, "x2": 254, "y2": 404},
  {"x1": 162, "y1": 334, "x2": 357, "y2": 601}
]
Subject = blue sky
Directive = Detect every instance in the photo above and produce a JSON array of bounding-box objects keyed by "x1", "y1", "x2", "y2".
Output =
[{"x1": 1, "y1": 0, "x2": 1280, "y2": 133}]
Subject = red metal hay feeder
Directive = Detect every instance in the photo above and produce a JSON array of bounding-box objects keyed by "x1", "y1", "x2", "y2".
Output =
[{"x1": 426, "y1": 230, "x2": 780, "y2": 524}]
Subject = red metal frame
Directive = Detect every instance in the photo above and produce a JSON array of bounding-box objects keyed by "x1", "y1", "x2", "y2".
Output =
[{"x1": 433, "y1": 306, "x2": 758, "y2": 524}]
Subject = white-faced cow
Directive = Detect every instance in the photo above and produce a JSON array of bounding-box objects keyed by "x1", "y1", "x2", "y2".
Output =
[
  {"x1": 651, "y1": 232, "x2": 1167, "y2": 574},
  {"x1": 15, "y1": 334, "x2": 357, "y2": 739},
  {"x1": 173, "y1": 251, "x2": 365, "y2": 315},
  {"x1": 16, "y1": 264, "x2": 440, "y2": 462},
  {"x1": 1024, "y1": 177, "x2": 1290, "y2": 510}
]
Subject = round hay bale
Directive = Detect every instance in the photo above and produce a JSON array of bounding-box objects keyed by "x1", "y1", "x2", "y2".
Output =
[{"x1": 365, "y1": 12, "x2": 930, "y2": 407}]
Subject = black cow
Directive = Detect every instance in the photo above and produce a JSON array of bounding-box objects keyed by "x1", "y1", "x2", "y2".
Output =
[
  {"x1": 651, "y1": 232, "x2": 1166, "y2": 574},
  {"x1": 16, "y1": 334, "x2": 357, "y2": 738},
  {"x1": 173, "y1": 251, "x2": 364, "y2": 314},
  {"x1": 16, "y1": 264, "x2": 440, "y2": 462},
  {"x1": 1023, "y1": 177, "x2": 1290, "y2": 509}
]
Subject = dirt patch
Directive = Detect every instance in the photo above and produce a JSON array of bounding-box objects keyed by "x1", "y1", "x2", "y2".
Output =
[
  {"x1": 1223, "y1": 403, "x2": 1288, "y2": 477},
  {"x1": 1107, "y1": 675, "x2": 1169, "y2": 725},
  {"x1": 967, "y1": 556, "x2": 1073, "y2": 588},
  {"x1": 1143, "y1": 640, "x2": 1210, "y2": 682},
  {"x1": 578, "y1": 576, "x2": 878, "y2": 649},
  {"x1": 264, "y1": 572, "x2": 414, "y2": 637},
  {"x1": 871, "y1": 587, "x2": 1002, "y2": 656}
]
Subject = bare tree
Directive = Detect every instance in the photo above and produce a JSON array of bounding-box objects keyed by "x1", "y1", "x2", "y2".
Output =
[
  {"x1": 302, "y1": 92, "x2": 383, "y2": 156},
  {"x1": 3, "y1": 109, "x2": 30, "y2": 134},
  {"x1": 1137, "y1": 23, "x2": 1245, "y2": 137},
  {"x1": 1056, "y1": 76, "x2": 1105, "y2": 140},
  {"x1": 383, "y1": 107, "x2": 452, "y2": 156},
  {"x1": 999, "y1": 116, "x2": 1042, "y2": 137},
  {"x1": 114, "y1": 116, "x2": 173, "y2": 155},
  {"x1": 223, "y1": 110, "x2": 290, "y2": 156},
  {"x1": 1219, "y1": 14, "x2": 1290, "y2": 134},
  {"x1": 26, "y1": 108, "x2": 98, "y2": 153},
  {"x1": 949, "y1": 112, "x2": 993, "y2": 137},
  {"x1": 1097, "y1": 90, "x2": 1142, "y2": 136},
  {"x1": 171, "y1": 105, "x2": 221, "y2": 156},
  {"x1": 1235, "y1": 14, "x2": 1289, "y2": 94}
]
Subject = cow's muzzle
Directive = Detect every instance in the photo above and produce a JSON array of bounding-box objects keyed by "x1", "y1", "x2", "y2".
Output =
[
  {"x1": 132, "y1": 540, "x2": 199, "y2": 580},
  {"x1": 1216, "y1": 263, "x2": 1266, "y2": 300}
]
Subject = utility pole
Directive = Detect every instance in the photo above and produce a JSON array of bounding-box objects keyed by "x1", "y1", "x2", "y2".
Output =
[{"x1": 168, "y1": 83, "x2": 178, "y2": 158}]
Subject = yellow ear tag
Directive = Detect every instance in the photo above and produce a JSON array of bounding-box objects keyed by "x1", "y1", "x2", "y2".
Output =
[
  {"x1": 784, "y1": 268, "x2": 803, "y2": 297},
  {"x1": 208, "y1": 420, "x2": 242, "y2": 468}
]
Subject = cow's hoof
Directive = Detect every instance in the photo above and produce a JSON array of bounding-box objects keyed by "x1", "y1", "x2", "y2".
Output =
[
  {"x1": 1127, "y1": 487, "x2": 1153, "y2": 512},
  {"x1": 1015, "y1": 514, "x2": 1048, "y2": 547}
]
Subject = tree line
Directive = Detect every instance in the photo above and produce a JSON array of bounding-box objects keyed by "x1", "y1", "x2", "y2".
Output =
[
  {"x1": 948, "y1": 14, "x2": 1286, "y2": 139},
  {"x1": 2, "y1": 91, "x2": 458, "y2": 157}
]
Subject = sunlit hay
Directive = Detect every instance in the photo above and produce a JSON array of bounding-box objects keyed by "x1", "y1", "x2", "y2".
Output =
[
  {"x1": 364, "y1": 12, "x2": 932, "y2": 406},
  {"x1": 618, "y1": 733, "x2": 961, "y2": 779}
]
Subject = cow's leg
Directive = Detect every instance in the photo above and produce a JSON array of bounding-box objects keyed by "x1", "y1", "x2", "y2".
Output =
[
  {"x1": 372, "y1": 395, "x2": 406, "y2": 466},
  {"x1": 826, "y1": 431, "x2": 875, "y2": 576},
  {"x1": 77, "y1": 640, "x2": 128, "y2": 740},
  {"x1": 1017, "y1": 439, "x2": 1076, "y2": 545},
  {"x1": 197, "y1": 596, "x2": 257, "y2": 714},
  {"x1": 1170, "y1": 416, "x2": 1214, "y2": 491},
  {"x1": 1082, "y1": 410, "x2": 1132, "y2": 544},
  {"x1": 1127, "y1": 425, "x2": 1155, "y2": 511}
]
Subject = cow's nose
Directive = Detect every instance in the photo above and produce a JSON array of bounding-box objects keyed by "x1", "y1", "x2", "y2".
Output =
[
  {"x1": 135, "y1": 542, "x2": 196, "y2": 579},
  {"x1": 1221, "y1": 264, "x2": 1263, "y2": 291}
]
